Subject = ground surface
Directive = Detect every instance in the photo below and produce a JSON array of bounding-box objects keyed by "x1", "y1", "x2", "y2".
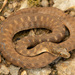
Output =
[{"x1": 0, "y1": 0, "x2": 75, "y2": 75}]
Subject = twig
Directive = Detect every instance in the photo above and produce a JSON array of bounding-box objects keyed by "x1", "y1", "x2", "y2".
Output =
[{"x1": 0, "y1": 0, "x2": 8, "y2": 12}]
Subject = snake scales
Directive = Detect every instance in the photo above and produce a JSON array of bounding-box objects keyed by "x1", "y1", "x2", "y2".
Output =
[{"x1": 0, "y1": 7, "x2": 75, "y2": 69}]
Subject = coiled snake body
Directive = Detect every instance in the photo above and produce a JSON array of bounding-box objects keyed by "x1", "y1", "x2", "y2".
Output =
[{"x1": 0, "y1": 7, "x2": 75, "y2": 69}]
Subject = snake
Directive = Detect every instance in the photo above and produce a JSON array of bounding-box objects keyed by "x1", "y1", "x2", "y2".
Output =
[{"x1": 0, "y1": 7, "x2": 75, "y2": 69}]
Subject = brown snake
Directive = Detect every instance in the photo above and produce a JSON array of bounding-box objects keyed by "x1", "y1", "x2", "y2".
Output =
[{"x1": 0, "y1": 7, "x2": 75, "y2": 69}]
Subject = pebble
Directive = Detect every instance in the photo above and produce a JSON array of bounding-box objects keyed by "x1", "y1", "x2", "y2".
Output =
[
  {"x1": 8, "y1": 2, "x2": 18, "y2": 13},
  {"x1": 53, "y1": 0, "x2": 75, "y2": 11},
  {"x1": 41, "y1": 0, "x2": 49, "y2": 7},
  {"x1": 8, "y1": 2, "x2": 18, "y2": 9},
  {"x1": 4, "y1": 12, "x2": 11, "y2": 17},
  {"x1": 8, "y1": 65, "x2": 20, "y2": 75},
  {"x1": 70, "y1": 11, "x2": 75, "y2": 16},
  {"x1": 28, "y1": 30, "x2": 35, "y2": 36},
  {"x1": 0, "y1": 16, "x2": 5, "y2": 21},
  {"x1": 21, "y1": 70, "x2": 27, "y2": 75},
  {"x1": 8, "y1": 3, "x2": 13, "y2": 9},
  {"x1": 19, "y1": 0, "x2": 29, "y2": 10},
  {"x1": 12, "y1": 2, "x2": 18, "y2": 8},
  {"x1": 0, "y1": 64, "x2": 9, "y2": 74},
  {"x1": 26, "y1": 66, "x2": 51, "y2": 75}
]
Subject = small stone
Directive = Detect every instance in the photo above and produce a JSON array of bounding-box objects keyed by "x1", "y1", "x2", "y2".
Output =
[
  {"x1": 19, "y1": 0, "x2": 29, "y2": 10},
  {"x1": 21, "y1": 70, "x2": 27, "y2": 75},
  {"x1": 8, "y1": 2, "x2": 18, "y2": 11},
  {"x1": 70, "y1": 11, "x2": 75, "y2": 16},
  {"x1": 26, "y1": 66, "x2": 51, "y2": 75},
  {"x1": 0, "y1": 64, "x2": 9, "y2": 74},
  {"x1": 4, "y1": 12, "x2": 11, "y2": 17},
  {"x1": 28, "y1": 30, "x2": 35, "y2": 36},
  {"x1": 8, "y1": 3, "x2": 13, "y2": 9},
  {"x1": 53, "y1": 0, "x2": 75, "y2": 11},
  {"x1": 41, "y1": 0, "x2": 49, "y2": 7},
  {"x1": 0, "y1": 16, "x2": 5, "y2": 21},
  {"x1": 8, "y1": 65, "x2": 20, "y2": 75},
  {"x1": 12, "y1": 2, "x2": 18, "y2": 8}
]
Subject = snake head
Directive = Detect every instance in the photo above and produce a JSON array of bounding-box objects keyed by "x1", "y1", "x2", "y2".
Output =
[{"x1": 52, "y1": 47, "x2": 70, "y2": 58}]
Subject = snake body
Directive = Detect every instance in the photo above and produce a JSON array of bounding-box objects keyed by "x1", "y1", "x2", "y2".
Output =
[{"x1": 0, "y1": 7, "x2": 75, "y2": 69}]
